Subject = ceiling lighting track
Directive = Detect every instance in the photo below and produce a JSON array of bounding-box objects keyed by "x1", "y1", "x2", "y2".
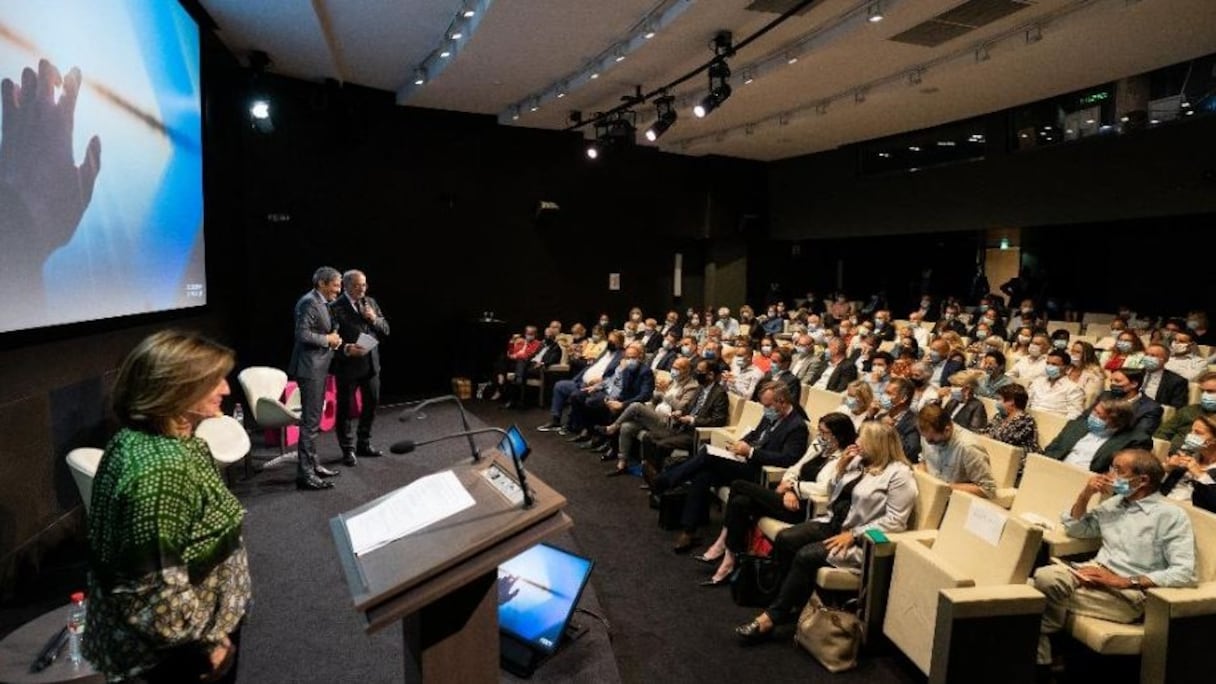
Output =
[{"x1": 396, "y1": 0, "x2": 494, "y2": 103}]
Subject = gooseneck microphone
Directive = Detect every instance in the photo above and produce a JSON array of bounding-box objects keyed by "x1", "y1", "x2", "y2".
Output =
[
  {"x1": 390, "y1": 427, "x2": 533, "y2": 508},
  {"x1": 397, "y1": 394, "x2": 476, "y2": 461}
]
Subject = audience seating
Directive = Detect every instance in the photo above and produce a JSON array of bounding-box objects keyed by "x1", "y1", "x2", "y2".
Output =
[
  {"x1": 699, "y1": 400, "x2": 763, "y2": 448},
  {"x1": 1067, "y1": 503, "x2": 1216, "y2": 684},
  {"x1": 977, "y1": 396, "x2": 999, "y2": 421},
  {"x1": 958, "y1": 428, "x2": 1022, "y2": 508},
  {"x1": 882, "y1": 491, "x2": 1044, "y2": 682},
  {"x1": 66, "y1": 447, "x2": 104, "y2": 516},
  {"x1": 1049, "y1": 321, "x2": 1082, "y2": 336},
  {"x1": 1008, "y1": 454, "x2": 1102, "y2": 558},
  {"x1": 1151, "y1": 437, "x2": 1172, "y2": 462},
  {"x1": 1027, "y1": 407, "x2": 1070, "y2": 447},
  {"x1": 1188, "y1": 382, "x2": 1202, "y2": 406},
  {"x1": 1082, "y1": 312, "x2": 1116, "y2": 327},
  {"x1": 801, "y1": 387, "x2": 844, "y2": 434}
]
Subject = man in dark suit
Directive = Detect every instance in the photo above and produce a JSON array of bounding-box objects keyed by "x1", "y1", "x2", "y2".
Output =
[
  {"x1": 329, "y1": 269, "x2": 391, "y2": 467},
  {"x1": 1045, "y1": 398, "x2": 1152, "y2": 473},
  {"x1": 652, "y1": 382, "x2": 809, "y2": 552},
  {"x1": 1143, "y1": 343, "x2": 1189, "y2": 409},
  {"x1": 648, "y1": 330, "x2": 681, "y2": 373},
  {"x1": 288, "y1": 266, "x2": 343, "y2": 490},
  {"x1": 1087, "y1": 368, "x2": 1164, "y2": 437},
  {"x1": 539, "y1": 330, "x2": 624, "y2": 435},
  {"x1": 874, "y1": 376, "x2": 922, "y2": 462},
  {"x1": 806, "y1": 337, "x2": 858, "y2": 393},
  {"x1": 754, "y1": 347, "x2": 801, "y2": 403},
  {"x1": 643, "y1": 359, "x2": 731, "y2": 472}
]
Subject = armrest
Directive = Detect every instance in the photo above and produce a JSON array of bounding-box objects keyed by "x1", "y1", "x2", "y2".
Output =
[
  {"x1": 895, "y1": 535, "x2": 974, "y2": 587},
  {"x1": 938, "y1": 584, "x2": 1046, "y2": 619},
  {"x1": 1145, "y1": 581, "x2": 1216, "y2": 618},
  {"x1": 888, "y1": 529, "x2": 939, "y2": 548},
  {"x1": 993, "y1": 487, "x2": 1017, "y2": 509}
]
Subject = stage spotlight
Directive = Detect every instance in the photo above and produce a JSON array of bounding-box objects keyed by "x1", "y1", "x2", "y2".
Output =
[
  {"x1": 586, "y1": 143, "x2": 599, "y2": 160},
  {"x1": 413, "y1": 67, "x2": 427, "y2": 85},
  {"x1": 693, "y1": 61, "x2": 731, "y2": 118},
  {"x1": 249, "y1": 99, "x2": 274, "y2": 132},
  {"x1": 645, "y1": 95, "x2": 677, "y2": 141},
  {"x1": 867, "y1": 1, "x2": 884, "y2": 23}
]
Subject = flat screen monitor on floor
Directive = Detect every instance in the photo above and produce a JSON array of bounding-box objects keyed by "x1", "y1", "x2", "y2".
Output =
[
  {"x1": 497, "y1": 424, "x2": 531, "y2": 462},
  {"x1": 497, "y1": 542, "x2": 593, "y2": 674}
]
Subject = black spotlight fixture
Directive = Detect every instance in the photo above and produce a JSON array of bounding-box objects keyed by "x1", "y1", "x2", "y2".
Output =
[
  {"x1": 645, "y1": 94, "x2": 677, "y2": 142},
  {"x1": 694, "y1": 61, "x2": 732, "y2": 118},
  {"x1": 587, "y1": 109, "x2": 637, "y2": 160},
  {"x1": 694, "y1": 31, "x2": 733, "y2": 119}
]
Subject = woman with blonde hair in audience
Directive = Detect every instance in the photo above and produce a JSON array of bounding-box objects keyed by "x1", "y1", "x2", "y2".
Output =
[
  {"x1": 734, "y1": 421, "x2": 916, "y2": 644},
  {"x1": 1099, "y1": 329, "x2": 1145, "y2": 373},
  {"x1": 839, "y1": 380, "x2": 874, "y2": 430},
  {"x1": 1067, "y1": 340, "x2": 1104, "y2": 408},
  {"x1": 1007, "y1": 325, "x2": 1034, "y2": 368}
]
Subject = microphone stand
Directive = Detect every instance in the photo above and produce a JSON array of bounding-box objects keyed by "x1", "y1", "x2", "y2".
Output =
[
  {"x1": 391, "y1": 427, "x2": 533, "y2": 508},
  {"x1": 397, "y1": 394, "x2": 476, "y2": 462}
]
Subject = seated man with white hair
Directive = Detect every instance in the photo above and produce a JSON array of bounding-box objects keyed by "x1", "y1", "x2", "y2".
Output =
[{"x1": 714, "y1": 306, "x2": 740, "y2": 339}]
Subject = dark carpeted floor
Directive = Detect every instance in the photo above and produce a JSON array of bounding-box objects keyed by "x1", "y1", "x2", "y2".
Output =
[{"x1": 7, "y1": 396, "x2": 1145, "y2": 683}]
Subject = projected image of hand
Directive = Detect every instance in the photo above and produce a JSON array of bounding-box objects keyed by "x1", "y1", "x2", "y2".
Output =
[
  {"x1": 498, "y1": 572, "x2": 521, "y2": 605},
  {"x1": 0, "y1": 59, "x2": 102, "y2": 266}
]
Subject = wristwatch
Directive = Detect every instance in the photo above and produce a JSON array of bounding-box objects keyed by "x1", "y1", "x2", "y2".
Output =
[{"x1": 1129, "y1": 577, "x2": 1143, "y2": 592}]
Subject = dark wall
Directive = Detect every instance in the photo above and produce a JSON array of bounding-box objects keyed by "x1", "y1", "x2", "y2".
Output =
[
  {"x1": 229, "y1": 74, "x2": 766, "y2": 401},
  {"x1": 769, "y1": 114, "x2": 1216, "y2": 239}
]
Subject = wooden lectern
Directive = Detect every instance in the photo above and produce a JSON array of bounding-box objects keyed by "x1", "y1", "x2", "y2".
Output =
[{"x1": 330, "y1": 451, "x2": 570, "y2": 682}]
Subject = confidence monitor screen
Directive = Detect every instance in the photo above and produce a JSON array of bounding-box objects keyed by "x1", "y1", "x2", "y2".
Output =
[
  {"x1": 497, "y1": 543, "x2": 594, "y2": 655},
  {"x1": 0, "y1": 1, "x2": 205, "y2": 333}
]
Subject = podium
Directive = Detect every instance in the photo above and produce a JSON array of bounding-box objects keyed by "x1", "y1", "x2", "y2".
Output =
[{"x1": 330, "y1": 452, "x2": 570, "y2": 682}]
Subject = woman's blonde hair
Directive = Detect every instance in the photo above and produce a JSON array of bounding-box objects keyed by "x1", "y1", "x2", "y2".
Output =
[
  {"x1": 112, "y1": 330, "x2": 235, "y2": 436},
  {"x1": 857, "y1": 421, "x2": 910, "y2": 469},
  {"x1": 846, "y1": 379, "x2": 873, "y2": 409},
  {"x1": 949, "y1": 369, "x2": 985, "y2": 390}
]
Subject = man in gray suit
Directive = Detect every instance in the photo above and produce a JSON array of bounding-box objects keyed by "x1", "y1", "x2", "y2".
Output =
[{"x1": 289, "y1": 266, "x2": 343, "y2": 490}]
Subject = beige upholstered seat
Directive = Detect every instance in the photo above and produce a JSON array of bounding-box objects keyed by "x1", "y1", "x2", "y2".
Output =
[
  {"x1": 1065, "y1": 503, "x2": 1216, "y2": 683},
  {"x1": 957, "y1": 428, "x2": 1023, "y2": 508},
  {"x1": 1008, "y1": 454, "x2": 1102, "y2": 558},
  {"x1": 800, "y1": 387, "x2": 844, "y2": 434},
  {"x1": 66, "y1": 447, "x2": 104, "y2": 516},
  {"x1": 977, "y1": 395, "x2": 999, "y2": 421},
  {"x1": 1027, "y1": 407, "x2": 1070, "y2": 447},
  {"x1": 882, "y1": 491, "x2": 1045, "y2": 681}
]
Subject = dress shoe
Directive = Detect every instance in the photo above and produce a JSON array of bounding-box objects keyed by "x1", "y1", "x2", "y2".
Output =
[
  {"x1": 341, "y1": 451, "x2": 358, "y2": 467},
  {"x1": 605, "y1": 465, "x2": 629, "y2": 477},
  {"x1": 356, "y1": 445, "x2": 383, "y2": 458},
  {"x1": 673, "y1": 531, "x2": 697, "y2": 554},
  {"x1": 642, "y1": 462, "x2": 660, "y2": 489},
  {"x1": 314, "y1": 465, "x2": 340, "y2": 478},
  {"x1": 735, "y1": 618, "x2": 774, "y2": 645},
  {"x1": 296, "y1": 474, "x2": 334, "y2": 490}
]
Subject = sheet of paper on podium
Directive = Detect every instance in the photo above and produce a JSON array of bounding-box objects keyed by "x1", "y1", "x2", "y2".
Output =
[{"x1": 344, "y1": 470, "x2": 475, "y2": 555}]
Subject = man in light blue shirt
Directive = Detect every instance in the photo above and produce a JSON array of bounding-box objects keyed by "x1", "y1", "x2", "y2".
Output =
[{"x1": 1033, "y1": 449, "x2": 1196, "y2": 668}]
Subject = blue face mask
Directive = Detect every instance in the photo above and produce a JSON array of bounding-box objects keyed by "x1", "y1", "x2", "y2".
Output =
[
  {"x1": 845, "y1": 396, "x2": 860, "y2": 411},
  {"x1": 795, "y1": 345, "x2": 809, "y2": 355},
  {"x1": 1115, "y1": 340, "x2": 1133, "y2": 353},
  {"x1": 1044, "y1": 364, "x2": 1061, "y2": 380},
  {"x1": 763, "y1": 406, "x2": 780, "y2": 422},
  {"x1": 681, "y1": 345, "x2": 693, "y2": 356},
  {"x1": 879, "y1": 394, "x2": 894, "y2": 411},
  {"x1": 1183, "y1": 432, "x2": 1209, "y2": 453},
  {"x1": 1111, "y1": 477, "x2": 1132, "y2": 497},
  {"x1": 670, "y1": 369, "x2": 681, "y2": 379},
  {"x1": 1086, "y1": 413, "x2": 1108, "y2": 436},
  {"x1": 702, "y1": 350, "x2": 716, "y2": 359},
  {"x1": 1140, "y1": 356, "x2": 1161, "y2": 372},
  {"x1": 1202, "y1": 392, "x2": 1216, "y2": 412},
  {"x1": 976, "y1": 330, "x2": 989, "y2": 340},
  {"x1": 1053, "y1": 339, "x2": 1068, "y2": 349},
  {"x1": 929, "y1": 351, "x2": 942, "y2": 364}
]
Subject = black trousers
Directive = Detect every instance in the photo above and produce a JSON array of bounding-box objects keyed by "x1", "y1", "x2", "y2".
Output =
[
  {"x1": 335, "y1": 372, "x2": 379, "y2": 451},
  {"x1": 723, "y1": 480, "x2": 808, "y2": 553},
  {"x1": 765, "y1": 520, "x2": 838, "y2": 621},
  {"x1": 654, "y1": 446, "x2": 760, "y2": 532},
  {"x1": 129, "y1": 626, "x2": 242, "y2": 683}
]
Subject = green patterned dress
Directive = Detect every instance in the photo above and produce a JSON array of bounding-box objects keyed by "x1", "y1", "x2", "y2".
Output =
[{"x1": 83, "y1": 428, "x2": 251, "y2": 680}]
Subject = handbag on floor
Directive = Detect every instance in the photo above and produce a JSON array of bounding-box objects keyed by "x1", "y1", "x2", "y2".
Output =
[
  {"x1": 729, "y1": 554, "x2": 780, "y2": 607},
  {"x1": 794, "y1": 591, "x2": 864, "y2": 673}
]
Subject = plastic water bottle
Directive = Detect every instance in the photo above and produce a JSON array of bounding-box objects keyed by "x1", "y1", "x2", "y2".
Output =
[
  {"x1": 67, "y1": 591, "x2": 86, "y2": 666},
  {"x1": 233, "y1": 402, "x2": 244, "y2": 427}
]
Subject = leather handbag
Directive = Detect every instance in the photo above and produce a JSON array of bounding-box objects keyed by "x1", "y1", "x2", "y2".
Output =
[
  {"x1": 729, "y1": 554, "x2": 780, "y2": 607},
  {"x1": 794, "y1": 592, "x2": 864, "y2": 673}
]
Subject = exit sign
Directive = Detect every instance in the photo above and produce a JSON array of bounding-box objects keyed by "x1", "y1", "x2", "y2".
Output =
[{"x1": 1079, "y1": 91, "x2": 1109, "y2": 106}]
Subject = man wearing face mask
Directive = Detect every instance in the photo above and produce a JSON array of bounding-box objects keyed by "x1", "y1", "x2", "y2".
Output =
[
  {"x1": 975, "y1": 350, "x2": 1014, "y2": 399},
  {"x1": 538, "y1": 330, "x2": 624, "y2": 433},
  {"x1": 925, "y1": 339, "x2": 961, "y2": 388},
  {"x1": 1007, "y1": 299, "x2": 1038, "y2": 332},
  {"x1": 866, "y1": 351, "x2": 894, "y2": 397},
  {"x1": 755, "y1": 347, "x2": 800, "y2": 403},
  {"x1": 870, "y1": 377, "x2": 922, "y2": 462},
  {"x1": 714, "y1": 306, "x2": 740, "y2": 339},
  {"x1": 871, "y1": 310, "x2": 895, "y2": 342},
  {"x1": 640, "y1": 359, "x2": 730, "y2": 475},
  {"x1": 789, "y1": 333, "x2": 823, "y2": 386},
  {"x1": 1008, "y1": 334, "x2": 1050, "y2": 385},
  {"x1": 1164, "y1": 331, "x2": 1208, "y2": 381},
  {"x1": 1139, "y1": 343, "x2": 1189, "y2": 409},
  {"x1": 721, "y1": 338, "x2": 765, "y2": 400},
  {"x1": 1032, "y1": 450, "x2": 1195, "y2": 674},
  {"x1": 1027, "y1": 349, "x2": 1085, "y2": 419},
  {"x1": 658, "y1": 310, "x2": 681, "y2": 340},
  {"x1": 650, "y1": 382, "x2": 809, "y2": 552},
  {"x1": 808, "y1": 337, "x2": 858, "y2": 392},
  {"x1": 915, "y1": 404, "x2": 995, "y2": 498},
  {"x1": 639, "y1": 318, "x2": 664, "y2": 356},
  {"x1": 649, "y1": 330, "x2": 682, "y2": 373},
  {"x1": 970, "y1": 305, "x2": 1007, "y2": 342},
  {"x1": 571, "y1": 343, "x2": 655, "y2": 451},
  {"x1": 1091, "y1": 368, "x2": 1163, "y2": 436},
  {"x1": 1045, "y1": 398, "x2": 1152, "y2": 472},
  {"x1": 936, "y1": 304, "x2": 967, "y2": 337},
  {"x1": 1156, "y1": 371, "x2": 1216, "y2": 450}
]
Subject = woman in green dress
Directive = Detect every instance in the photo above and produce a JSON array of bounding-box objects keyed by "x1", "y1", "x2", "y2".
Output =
[{"x1": 84, "y1": 330, "x2": 251, "y2": 682}]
